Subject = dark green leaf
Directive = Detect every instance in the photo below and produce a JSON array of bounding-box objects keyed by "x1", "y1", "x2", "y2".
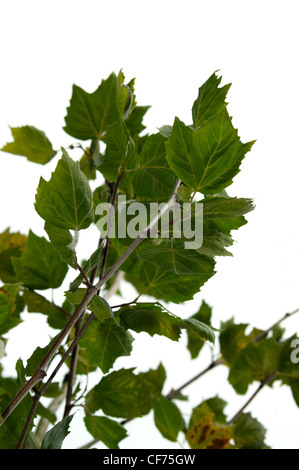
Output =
[
  {"x1": 166, "y1": 110, "x2": 254, "y2": 195},
  {"x1": 41, "y1": 415, "x2": 74, "y2": 449},
  {"x1": 132, "y1": 133, "x2": 176, "y2": 200},
  {"x1": 153, "y1": 396, "x2": 182, "y2": 441},
  {"x1": 192, "y1": 72, "x2": 231, "y2": 128},
  {"x1": 125, "y1": 105, "x2": 150, "y2": 136},
  {"x1": 233, "y1": 413, "x2": 269, "y2": 449},
  {"x1": 12, "y1": 230, "x2": 68, "y2": 290},
  {"x1": 63, "y1": 72, "x2": 125, "y2": 140},
  {"x1": 85, "y1": 364, "x2": 165, "y2": 418},
  {"x1": 23, "y1": 289, "x2": 68, "y2": 329},
  {"x1": 35, "y1": 148, "x2": 94, "y2": 231},
  {"x1": 79, "y1": 318, "x2": 134, "y2": 373},
  {"x1": 0, "y1": 360, "x2": 33, "y2": 449},
  {"x1": 0, "y1": 228, "x2": 27, "y2": 283},
  {"x1": 1, "y1": 126, "x2": 57, "y2": 164},
  {"x1": 187, "y1": 300, "x2": 213, "y2": 358},
  {"x1": 44, "y1": 222, "x2": 76, "y2": 268},
  {"x1": 137, "y1": 240, "x2": 215, "y2": 303},
  {"x1": 220, "y1": 322, "x2": 251, "y2": 366},
  {"x1": 119, "y1": 302, "x2": 181, "y2": 341},
  {"x1": 229, "y1": 338, "x2": 282, "y2": 394},
  {"x1": 0, "y1": 284, "x2": 22, "y2": 335},
  {"x1": 65, "y1": 288, "x2": 114, "y2": 322},
  {"x1": 99, "y1": 120, "x2": 130, "y2": 182},
  {"x1": 178, "y1": 318, "x2": 215, "y2": 344},
  {"x1": 84, "y1": 415, "x2": 127, "y2": 449}
]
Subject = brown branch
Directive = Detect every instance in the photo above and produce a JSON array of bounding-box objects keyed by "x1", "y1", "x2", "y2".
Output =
[{"x1": 227, "y1": 371, "x2": 278, "y2": 425}]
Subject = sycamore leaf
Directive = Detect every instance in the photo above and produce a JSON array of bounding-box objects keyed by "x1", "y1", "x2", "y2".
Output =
[
  {"x1": 35, "y1": 148, "x2": 94, "y2": 231},
  {"x1": 12, "y1": 230, "x2": 68, "y2": 290},
  {"x1": 23, "y1": 289, "x2": 68, "y2": 330},
  {"x1": 153, "y1": 396, "x2": 182, "y2": 442},
  {"x1": 233, "y1": 412, "x2": 269, "y2": 449},
  {"x1": 99, "y1": 119, "x2": 130, "y2": 182},
  {"x1": 44, "y1": 222, "x2": 76, "y2": 268},
  {"x1": 137, "y1": 240, "x2": 215, "y2": 303},
  {"x1": 118, "y1": 302, "x2": 181, "y2": 341},
  {"x1": 192, "y1": 72, "x2": 231, "y2": 128},
  {"x1": 186, "y1": 300, "x2": 213, "y2": 358},
  {"x1": 0, "y1": 284, "x2": 23, "y2": 335},
  {"x1": 79, "y1": 318, "x2": 134, "y2": 374},
  {"x1": 41, "y1": 415, "x2": 74, "y2": 449},
  {"x1": 0, "y1": 360, "x2": 33, "y2": 449},
  {"x1": 138, "y1": 261, "x2": 214, "y2": 304},
  {"x1": 125, "y1": 105, "x2": 150, "y2": 136},
  {"x1": 65, "y1": 288, "x2": 114, "y2": 322},
  {"x1": 220, "y1": 322, "x2": 251, "y2": 366},
  {"x1": 0, "y1": 228, "x2": 27, "y2": 284},
  {"x1": 132, "y1": 133, "x2": 176, "y2": 200},
  {"x1": 228, "y1": 338, "x2": 282, "y2": 394},
  {"x1": 1, "y1": 126, "x2": 57, "y2": 164},
  {"x1": 85, "y1": 364, "x2": 165, "y2": 418},
  {"x1": 84, "y1": 415, "x2": 128, "y2": 449},
  {"x1": 178, "y1": 318, "x2": 215, "y2": 344},
  {"x1": 64, "y1": 72, "x2": 129, "y2": 140},
  {"x1": 166, "y1": 110, "x2": 254, "y2": 195},
  {"x1": 186, "y1": 414, "x2": 233, "y2": 449}
]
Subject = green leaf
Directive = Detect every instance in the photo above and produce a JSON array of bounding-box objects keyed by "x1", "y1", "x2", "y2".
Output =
[
  {"x1": 63, "y1": 72, "x2": 126, "y2": 140},
  {"x1": 137, "y1": 240, "x2": 215, "y2": 303},
  {"x1": 12, "y1": 230, "x2": 68, "y2": 290},
  {"x1": 99, "y1": 119, "x2": 130, "y2": 182},
  {"x1": 0, "y1": 284, "x2": 22, "y2": 335},
  {"x1": 84, "y1": 415, "x2": 127, "y2": 449},
  {"x1": 125, "y1": 105, "x2": 150, "y2": 136},
  {"x1": 229, "y1": 338, "x2": 282, "y2": 394},
  {"x1": 25, "y1": 336, "x2": 58, "y2": 376},
  {"x1": 1, "y1": 126, "x2": 57, "y2": 164},
  {"x1": 220, "y1": 322, "x2": 251, "y2": 366},
  {"x1": 153, "y1": 396, "x2": 182, "y2": 442},
  {"x1": 138, "y1": 240, "x2": 214, "y2": 276},
  {"x1": 166, "y1": 110, "x2": 254, "y2": 195},
  {"x1": 85, "y1": 364, "x2": 165, "y2": 418},
  {"x1": 132, "y1": 133, "x2": 176, "y2": 200},
  {"x1": 138, "y1": 261, "x2": 214, "y2": 304},
  {"x1": 186, "y1": 300, "x2": 213, "y2": 358},
  {"x1": 41, "y1": 415, "x2": 74, "y2": 449},
  {"x1": 201, "y1": 196, "x2": 255, "y2": 233},
  {"x1": 118, "y1": 302, "x2": 181, "y2": 341},
  {"x1": 79, "y1": 317, "x2": 134, "y2": 373},
  {"x1": 23, "y1": 289, "x2": 68, "y2": 329},
  {"x1": 0, "y1": 228, "x2": 27, "y2": 283},
  {"x1": 35, "y1": 148, "x2": 94, "y2": 231},
  {"x1": 192, "y1": 72, "x2": 231, "y2": 128},
  {"x1": 233, "y1": 413, "x2": 269, "y2": 449},
  {"x1": 65, "y1": 288, "x2": 114, "y2": 322},
  {"x1": 0, "y1": 360, "x2": 33, "y2": 449},
  {"x1": 178, "y1": 318, "x2": 215, "y2": 344},
  {"x1": 44, "y1": 222, "x2": 76, "y2": 268}
]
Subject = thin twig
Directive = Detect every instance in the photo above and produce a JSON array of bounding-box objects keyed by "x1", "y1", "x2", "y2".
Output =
[{"x1": 227, "y1": 371, "x2": 278, "y2": 425}]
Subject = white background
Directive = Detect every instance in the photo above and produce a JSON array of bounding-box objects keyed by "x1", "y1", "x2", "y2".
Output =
[{"x1": 0, "y1": 0, "x2": 299, "y2": 449}]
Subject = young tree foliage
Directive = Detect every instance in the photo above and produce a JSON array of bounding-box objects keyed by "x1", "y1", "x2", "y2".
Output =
[{"x1": 0, "y1": 70, "x2": 298, "y2": 450}]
